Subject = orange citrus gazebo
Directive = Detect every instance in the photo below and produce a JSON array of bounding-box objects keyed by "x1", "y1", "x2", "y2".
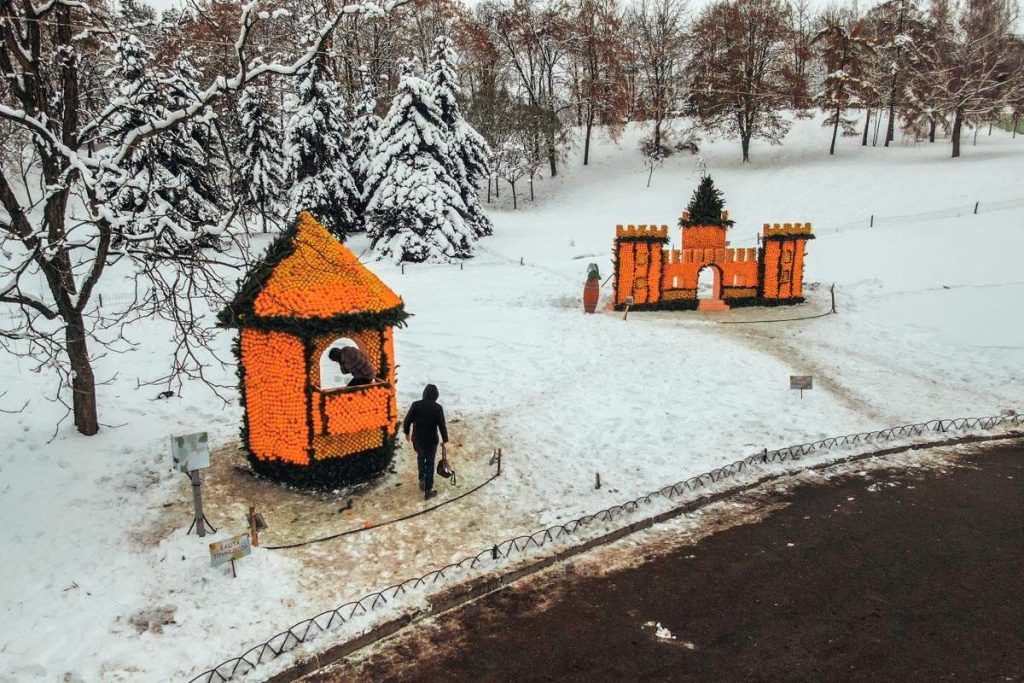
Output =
[{"x1": 218, "y1": 212, "x2": 409, "y2": 488}]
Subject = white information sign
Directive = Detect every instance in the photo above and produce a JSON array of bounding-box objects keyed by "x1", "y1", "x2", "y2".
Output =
[{"x1": 171, "y1": 432, "x2": 210, "y2": 473}]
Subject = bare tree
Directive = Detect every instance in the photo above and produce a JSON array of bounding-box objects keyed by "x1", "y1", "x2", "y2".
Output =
[
  {"x1": 686, "y1": 0, "x2": 797, "y2": 162},
  {"x1": 571, "y1": 0, "x2": 628, "y2": 165},
  {"x1": 488, "y1": 0, "x2": 573, "y2": 177},
  {"x1": 0, "y1": 0, "x2": 410, "y2": 435},
  {"x1": 812, "y1": 8, "x2": 875, "y2": 155},
  {"x1": 928, "y1": 0, "x2": 1018, "y2": 157},
  {"x1": 626, "y1": 0, "x2": 689, "y2": 156}
]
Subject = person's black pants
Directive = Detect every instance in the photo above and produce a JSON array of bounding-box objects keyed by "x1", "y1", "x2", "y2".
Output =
[{"x1": 415, "y1": 442, "x2": 437, "y2": 492}]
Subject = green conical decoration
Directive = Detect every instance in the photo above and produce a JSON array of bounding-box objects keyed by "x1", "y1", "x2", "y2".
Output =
[
  {"x1": 586, "y1": 263, "x2": 601, "y2": 282},
  {"x1": 680, "y1": 175, "x2": 735, "y2": 228}
]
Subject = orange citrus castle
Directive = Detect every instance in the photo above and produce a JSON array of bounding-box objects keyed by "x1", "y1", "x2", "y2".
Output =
[
  {"x1": 218, "y1": 212, "x2": 409, "y2": 488},
  {"x1": 612, "y1": 182, "x2": 814, "y2": 312}
]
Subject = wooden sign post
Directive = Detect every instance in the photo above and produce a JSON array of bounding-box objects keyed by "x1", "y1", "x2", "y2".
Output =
[
  {"x1": 790, "y1": 375, "x2": 813, "y2": 399},
  {"x1": 209, "y1": 533, "x2": 252, "y2": 578}
]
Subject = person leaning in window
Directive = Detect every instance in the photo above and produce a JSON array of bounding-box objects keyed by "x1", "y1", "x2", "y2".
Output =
[
  {"x1": 402, "y1": 384, "x2": 449, "y2": 500},
  {"x1": 328, "y1": 346, "x2": 376, "y2": 387}
]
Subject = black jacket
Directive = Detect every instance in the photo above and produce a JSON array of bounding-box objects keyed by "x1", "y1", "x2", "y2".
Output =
[{"x1": 402, "y1": 384, "x2": 449, "y2": 448}]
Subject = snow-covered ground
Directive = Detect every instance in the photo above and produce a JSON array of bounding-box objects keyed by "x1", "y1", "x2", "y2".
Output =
[{"x1": 1, "y1": 116, "x2": 1022, "y2": 681}]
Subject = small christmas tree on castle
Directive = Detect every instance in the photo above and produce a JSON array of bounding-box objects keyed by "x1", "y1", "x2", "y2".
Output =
[
  {"x1": 219, "y1": 212, "x2": 408, "y2": 489},
  {"x1": 679, "y1": 175, "x2": 735, "y2": 228}
]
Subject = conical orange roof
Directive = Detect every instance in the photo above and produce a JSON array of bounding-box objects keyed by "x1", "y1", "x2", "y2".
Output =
[
  {"x1": 253, "y1": 213, "x2": 401, "y2": 318},
  {"x1": 219, "y1": 212, "x2": 406, "y2": 330}
]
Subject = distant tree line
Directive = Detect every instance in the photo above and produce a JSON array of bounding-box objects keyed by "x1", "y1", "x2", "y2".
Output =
[{"x1": 0, "y1": 0, "x2": 1021, "y2": 433}]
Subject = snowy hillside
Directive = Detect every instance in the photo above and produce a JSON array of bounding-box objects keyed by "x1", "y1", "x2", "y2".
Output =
[{"x1": 1, "y1": 115, "x2": 1022, "y2": 681}]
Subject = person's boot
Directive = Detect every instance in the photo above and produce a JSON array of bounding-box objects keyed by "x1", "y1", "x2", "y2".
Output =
[{"x1": 425, "y1": 489, "x2": 438, "y2": 501}]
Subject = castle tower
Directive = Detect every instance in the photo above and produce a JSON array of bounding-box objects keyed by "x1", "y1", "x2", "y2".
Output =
[
  {"x1": 613, "y1": 225, "x2": 669, "y2": 309},
  {"x1": 760, "y1": 223, "x2": 815, "y2": 302},
  {"x1": 680, "y1": 211, "x2": 729, "y2": 251}
]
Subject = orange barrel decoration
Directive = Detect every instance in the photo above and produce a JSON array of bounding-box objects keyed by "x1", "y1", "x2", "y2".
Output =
[{"x1": 583, "y1": 263, "x2": 601, "y2": 313}]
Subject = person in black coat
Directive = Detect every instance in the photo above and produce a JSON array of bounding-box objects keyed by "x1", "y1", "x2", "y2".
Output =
[{"x1": 402, "y1": 384, "x2": 449, "y2": 500}]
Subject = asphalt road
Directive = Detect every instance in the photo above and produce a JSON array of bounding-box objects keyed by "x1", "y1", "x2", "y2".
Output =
[{"x1": 312, "y1": 439, "x2": 1024, "y2": 682}]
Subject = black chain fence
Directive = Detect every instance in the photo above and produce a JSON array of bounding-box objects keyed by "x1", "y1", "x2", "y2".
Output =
[{"x1": 188, "y1": 413, "x2": 1023, "y2": 683}]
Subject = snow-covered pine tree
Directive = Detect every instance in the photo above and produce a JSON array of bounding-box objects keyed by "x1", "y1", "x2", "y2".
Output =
[
  {"x1": 106, "y1": 39, "x2": 223, "y2": 254},
  {"x1": 285, "y1": 57, "x2": 359, "y2": 240},
  {"x1": 365, "y1": 64, "x2": 473, "y2": 262},
  {"x1": 349, "y1": 65, "x2": 383, "y2": 232},
  {"x1": 157, "y1": 56, "x2": 225, "y2": 244},
  {"x1": 427, "y1": 36, "x2": 494, "y2": 237},
  {"x1": 237, "y1": 86, "x2": 287, "y2": 232}
]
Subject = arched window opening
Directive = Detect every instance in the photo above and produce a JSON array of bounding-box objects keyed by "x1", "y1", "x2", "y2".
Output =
[{"x1": 319, "y1": 338, "x2": 377, "y2": 390}]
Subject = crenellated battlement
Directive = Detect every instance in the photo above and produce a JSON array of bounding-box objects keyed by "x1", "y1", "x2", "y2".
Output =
[
  {"x1": 762, "y1": 222, "x2": 814, "y2": 238},
  {"x1": 615, "y1": 224, "x2": 670, "y2": 240},
  {"x1": 611, "y1": 180, "x2": 812, "y2": 311},
  {"x1": 667, "y1": 247, "x2": 759, "y2": 264}
]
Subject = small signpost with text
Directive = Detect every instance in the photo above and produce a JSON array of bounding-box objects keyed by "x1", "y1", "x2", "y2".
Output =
[
  {"x1": 172, "y1": 432, "x2": 215, "y2": 537},
  {"x1": 790, "y1": 375, "x2": 813, "y2": 399},
  {"x1": 209, "y1": 532, "x2": 251, "y2": 578}
]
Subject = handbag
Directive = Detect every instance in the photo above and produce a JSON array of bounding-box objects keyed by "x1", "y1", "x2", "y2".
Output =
[{"x1": 436, "y1": 455, "x2": 457, "y2": 486}]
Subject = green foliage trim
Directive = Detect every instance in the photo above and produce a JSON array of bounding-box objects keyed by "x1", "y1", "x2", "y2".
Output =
[
  {"x1": 218, "y1": 219, "x2": 301, "y2": 327},
  {"x1": 245, "y1": 435, "x2": 397, "y2": 490},
  {"x1": 761, "y1": 233, "x2": 817, "y2": 243},
  {"x1": 228, "y1": 304, "x2": 409, "y2": 336}
]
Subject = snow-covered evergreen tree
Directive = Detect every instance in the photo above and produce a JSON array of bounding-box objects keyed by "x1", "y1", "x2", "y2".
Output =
[
  {"x1": 285, "y1": 58, "x2": 359, "y2": 239},
  {"x1": 365, "y1": 64, "x2": 473, "y2": 262},
  {"x1": 157, "y1": 56, "x2": 225, "y2": 239},
  {"x1": 349, "y1": 65, "x2": 383, "y2": 232},
  {"x1": 106, "y1": 38, "x2": 222, "y2": 253},
  {"x1": 237, "y1": 86, "x2": 287, "y2": 232},
  {"x1": 427, "y1": 36, "x2": 494, "y2": 237}
]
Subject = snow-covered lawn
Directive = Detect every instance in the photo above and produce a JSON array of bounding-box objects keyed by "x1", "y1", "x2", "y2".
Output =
[{"x1": 1, "y1": 116, "x2": 1022, "y2": 681}]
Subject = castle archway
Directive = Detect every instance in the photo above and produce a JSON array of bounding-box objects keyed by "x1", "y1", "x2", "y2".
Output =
[{"x1": 697, "y1": 264, "x2": 722, "y2": 300}]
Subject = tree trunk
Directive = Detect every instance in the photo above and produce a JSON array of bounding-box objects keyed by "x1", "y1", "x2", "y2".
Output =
[
  {"x1": 862, "y1": 108, "x2": 871, "y2": 146},
  {"x1": 830, "y1": 107, "x2": 841, "y2": 155},
  {"x1": 547, "y1": 139, "x2": 557, "y2": 178},
  {"x1": 529, "y1": 175, "x2": 534, "y2": 202},
  {"x1": 510, "y1": 180, "x2": 517, "y2": 209},
  {"x1": 928, "y1": 117, "x2": 936, "y2": 143},
  {"x1": 884, "y1": 90, "x2": 897, "y2": 146},
  {"x1": 487, "y1": 177, "x2": 492, "y2": 203},
  {"x1": 741, "y1": 134, "x2": 751, "y2": 163},
  {"x1": 583, "y1": 106, "x2": 594, "y2": 166},
  {"x1": 951, "y1": 109, "x2": 962, "y2": 158},
  {"x1": 66, "y1": 310, "x2": 99, "y2": 435},
  {"x1": 1013, "y1": 115, "x2": 1019, "y2": 138}
]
